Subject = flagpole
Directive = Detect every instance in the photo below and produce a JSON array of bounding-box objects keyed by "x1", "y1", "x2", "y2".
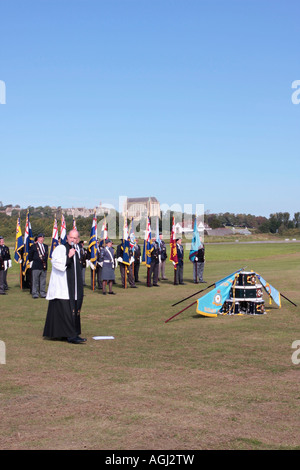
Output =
[
  {"x1": 124, "y1": 214, "x2": 128, "y2": 289},
  {"x1": 280, "y1": 293, "x2": 297, "y2": 307},
  {"x1": 165, "y1": 301, "x2": 197, "y2": 323},
  {"x1": 171, "y1": 283, "x2": 215, "y2": 307},
  {"x1": 171, "y1": 267, "x2": 246, "y2": 307},
  {"x1": 147, "y1": 215, "x2": 150, "y2": 285},
  {"x1": 131, "y1": 218, "x2": 134, "y2": 278}
]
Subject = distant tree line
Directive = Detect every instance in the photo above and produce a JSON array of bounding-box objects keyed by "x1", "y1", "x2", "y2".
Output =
[
  {"x1": 0, "y1": 206, "x2": 111, "y2": 240},
  {"x1": 204, "y1": 211, "x2": 300, "y2": 233},
  {"x1": 0, "y1": 205, "x2": 299, "y2": 240}
]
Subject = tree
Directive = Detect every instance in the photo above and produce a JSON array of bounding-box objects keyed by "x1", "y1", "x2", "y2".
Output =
[{"x1": 294, "y1": 212, "x2": 300, "y2": 228}]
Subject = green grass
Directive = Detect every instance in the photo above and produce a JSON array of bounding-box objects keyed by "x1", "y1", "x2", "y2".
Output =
[{"x1": 0, "y1": 241, "x2": 300, "y2": 450}]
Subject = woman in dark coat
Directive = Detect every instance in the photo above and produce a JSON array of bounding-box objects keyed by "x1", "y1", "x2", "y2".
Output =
[{"x1": 99, "y1": 239, "x2": 116, "y2": 295}]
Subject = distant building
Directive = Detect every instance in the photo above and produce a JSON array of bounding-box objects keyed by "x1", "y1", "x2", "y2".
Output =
[
  {"x1": 0, "y1": 205, "x2": 21, "y2": 216},
  {"x1": 63, "y1": 202, "x2": 112, "y2": 218},
  {"x1": 124, "y1": 197, "x2": 160, "y2": 220},
  {"x1": 175, "y1": 220, "x2": 211, "y2": 235}
]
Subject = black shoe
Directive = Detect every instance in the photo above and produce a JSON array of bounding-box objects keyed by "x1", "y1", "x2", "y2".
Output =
[
  {"x1": 103, "y1": 292, "x2": 106, "y2": 295},
  {"x1": 162, "y1": 278, "x2": 168, "y2": 280},
  {"x1": 174, "y1": 283, "x2": 179, "y2": 285},
  {"x1": 153, "y1": 284, "x2": 160, "y2": 287},
  {"x1": 108, "y1": 291, "x2": 116, "y2": 295},
  {"x1": 200, "y1": 280, "x2": 207, "y2": 283},
  {"x1": 194, "y1": 281, "x2": 199, "y2": 284},
  {"x1": 130, "y1": 285, "x2": 137, "y2": 288},
  {"x1": 77, "y1": 336, "x2": 87, "y2": 342},
  {"x1": 179, "y1": 282, "x2": 186, "y2": 285},
  {"x1": 67, "y1": 337, "x2": 85, "y2": 344}
]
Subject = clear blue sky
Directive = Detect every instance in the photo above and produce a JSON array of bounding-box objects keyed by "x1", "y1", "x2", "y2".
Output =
[{"x1": 1, "y1": 0, "x2": 299, "y2": 217}]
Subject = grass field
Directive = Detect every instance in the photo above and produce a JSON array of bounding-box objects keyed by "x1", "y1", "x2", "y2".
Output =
[{"x1": 0, "y1": 241, "x2": 300, "y2": 450}]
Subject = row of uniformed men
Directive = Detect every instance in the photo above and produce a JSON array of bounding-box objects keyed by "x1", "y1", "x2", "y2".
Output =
[{"x1": 0, "y1": 234, "x2": 205, "y2": 297}]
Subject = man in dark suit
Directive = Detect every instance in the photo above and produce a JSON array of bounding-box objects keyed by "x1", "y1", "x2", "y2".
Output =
[
  {"x1": 149, "y1": 237, "x2": 160, "y2": 287},
  {"x1": 174, "y1": 238, "x2": 184, "y2": 285},
  {"x1": 133, "y1": 238, "x2": 141, "y2": 282},
  {"x1": 0, "y1": 236, "x2": 11, "y2": 291},
  {"x1": 117, "y1": 239, "x2": 136, "y2": 288},
  {"x1": 29, "y1": 233, "x2": 48, "y2": 298},
  {"x1": 0, "y1": 236, "x2": 7, "y2": 295}
]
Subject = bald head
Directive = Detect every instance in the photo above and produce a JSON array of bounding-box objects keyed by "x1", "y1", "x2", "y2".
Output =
[{"x1": 67, "y1": 230, "x2": 80, "y2": 245}]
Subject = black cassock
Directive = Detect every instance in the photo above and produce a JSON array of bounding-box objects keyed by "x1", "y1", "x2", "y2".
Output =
[{"x1": 43, "y1": 243, "x2": 84, "y2": 339}]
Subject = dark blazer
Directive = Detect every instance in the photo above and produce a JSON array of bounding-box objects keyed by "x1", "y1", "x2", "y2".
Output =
[
  {"x1": 29, "y1": 243, "x2": 48, "y2": 271},
  {"x1": 0, "y1": 245, "x2": 10, "y2": 270},
  {"x1": 134, "y1": 244, "x2": 141, "y2": 263},
  {"x1": 176, "y1": 243, "x2": 184, "y2": 267},
  {"x1": 160, "y1": 240, "x2": 167, "y2": 261}
]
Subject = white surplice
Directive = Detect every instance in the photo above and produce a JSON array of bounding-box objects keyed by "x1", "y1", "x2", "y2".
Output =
[{"x1": 46, "y1": 245, "x2": 69, "y2": 300}]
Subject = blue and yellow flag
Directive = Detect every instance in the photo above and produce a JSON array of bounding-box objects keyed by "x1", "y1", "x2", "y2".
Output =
[
  {"x1": 14, "y1": 217, "x2": 24, "y2": 263},
  {"x1": 22, "y1": 211, "x2": 33, "y2": 276},
  {"x1": 88, "y1": 212, "x2": 98, "y2": 266},
  {"x1": 142, "y1": 216, "x2": 152, "y2": 267},
  {"x1": 196, "y1": 273, "x2": 237, "y2": 317},
  {"x1": 122, "y1": 239, "x2": 131, "y2": 265},
  {"x1": 49, "y1": 216, "x2": 59, "y2": 259},
  {"x1": 189, "y1": 219, "x2": 202, "y2": 262},
  {"x1": 256, "y1": 274, "x2": 281, "y2": 308},
  {"x1": 215, "y1": 269, "x2": 243, "y2": 288}
]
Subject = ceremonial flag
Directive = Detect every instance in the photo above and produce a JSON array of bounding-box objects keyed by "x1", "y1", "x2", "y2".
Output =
[
  {"x1": 49, "y1": 216, "x2": 59, "y2": 259},
  {"x1": 129, "y1": 218, "x2": 136, "y2": 251},
  {"x1": 156, "y1": 216, "x2": 160, "y2": 248},
  {"x1": 196, "y1": 273, "x2": 237, "y2": 317},
  {"x1": 118, "y1": 215, "x2": 130, "y2": 265},
  {"x1": 215, "y1": 269, "x2": 243, "y2": 288},
  {"x1": 122, "y1": 238, "x2": 131, "y2": 265},
  {"x1": 169, "y1": 216, "x2": 178, "y2": 267},
  {"x1": 100, "y1": 216, "x2": 108, "y2": 244},
  {"x1": 22, "y1": 211, "x2": 33, "y2": 276},
  {"x1": 60, "y1": 214, "x2": 67, "y2": 245},
  {"x1": 88, "y1": 212, "x2": 98, "y2": 267},
  {"x1": 73, "y1": 217, "x2": 77, "y2": 230},
  {"x1": 123, "y1": 217, "x2": 129, "y2": 241},
  {"x1": 142, "y1": 216, "x2": 152, "y2": 267},
  {"x1": 14, "y1": 217, "x2": 24, "y2": 263},
  {"x1": 256, "y1": 274, "x2": 281, "y2": 308},
  {"x1": 189, "y1": 219, "x2": 202, "y2": 262}
]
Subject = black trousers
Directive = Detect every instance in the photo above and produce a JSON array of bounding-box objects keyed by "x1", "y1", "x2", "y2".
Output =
[
  {"x1": 134, "y1": 262, "x2": 140, "y2": 282},
  {"x1": 120, "y1": 263, "x2": 135, "y2": 287},
  {"x1": 149, "y1": 261, "x2": 159, "y2": 286}
]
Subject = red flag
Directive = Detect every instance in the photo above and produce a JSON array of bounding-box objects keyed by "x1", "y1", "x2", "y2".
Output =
[{"x1": 169, "y1": 216, "x2": 178, "y2": 268}]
